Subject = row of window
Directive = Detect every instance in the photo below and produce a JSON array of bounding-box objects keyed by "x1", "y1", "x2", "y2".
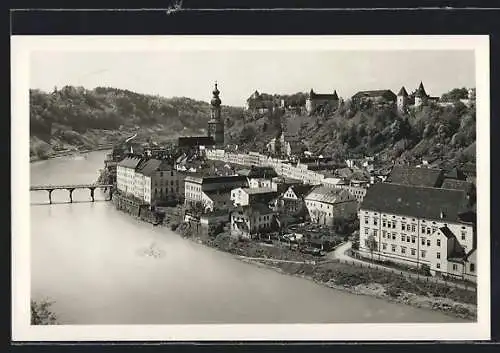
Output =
[{"x1": 380, "y1": 243, "x2": 427, "y2": 258}]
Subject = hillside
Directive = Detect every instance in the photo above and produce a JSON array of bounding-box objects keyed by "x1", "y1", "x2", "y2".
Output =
[
  {"x1": 226, "y1": 97, "x2": 476, "y2": 168},
  {"x1": 30, "y1": 86, "x2": 244, "y2": 159}
]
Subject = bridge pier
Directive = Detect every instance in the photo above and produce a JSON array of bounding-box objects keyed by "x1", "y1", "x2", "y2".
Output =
[
  {"x1": 89, "y1": 187, "x2": 96, "y2": 202},
  {"x1": 67, "y1": 188, "x2": 75, "y2": 203},
  {"x1": 47, "y1": 189, "x2": 53, "y2": 204}
]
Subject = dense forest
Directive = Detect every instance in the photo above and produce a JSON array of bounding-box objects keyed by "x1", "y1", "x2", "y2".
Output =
[{"x1": 29, "y1": 86, "x2": 244, "y2": 159}]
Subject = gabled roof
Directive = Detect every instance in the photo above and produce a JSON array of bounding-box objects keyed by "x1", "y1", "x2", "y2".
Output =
[
  {"x1": 288, "y1": 184, "x2": 315, "y2": 198},
  {"x1": 386, "y1": 166, "x2": 444, "y2": 187},
  {"x1": 305, "y1": 186, "x2": 355, "y2": 204},
  {"x1": 137, "y1": 159, "x2": 162, "y2": 176},
  {"x1": 240, "y1": 166, "x2": 278, "y2": 178},
  {"x1": 361, "y1": 183, "x2": 470, "y2": 222},
  {"x1": 439, "y1": 226, "x2": 456, "y2": 239},
  {"x1": 397, "y1": 86, "x2": 408, "y2": 96},
  {"x1": 118, "y1": 156, "x2": 143, "y2": 169}
]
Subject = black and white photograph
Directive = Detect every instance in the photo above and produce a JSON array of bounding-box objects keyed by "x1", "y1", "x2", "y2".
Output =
[{"x1": 11, "y1": 35, "x2": 490, "y2": 341}]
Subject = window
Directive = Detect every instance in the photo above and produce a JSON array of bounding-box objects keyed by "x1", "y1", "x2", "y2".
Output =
[
  {"x1": 421, "y1": 226, "x2": 426, "y2": 234},
  {"x1": 437, "y1": 252, "x2": 441, "y2": 259},
  {"x1": 411, "y1": 224, "x2": 416, "y2": 232},
  {"x1": 421, "y1": 238, "x2": 426, "y2": 246},
  {"x1": 426, "y1": 227, "x2": 431, "y2": 235},
  {"x1": 421, "y1": 250, "x2": 426, "y2": 258},
  {"x1": 437, "y1": 239, "x2": 441, "y2": 246},
  {"x1": 432, "y1": 227, "x2": 437, "y2": 233},
  {"x1": 470, "y1": 263, "x2": 475, "y2": 272},
  {"x1": 411, "y1": 248, "x2": 416, "y2": 256},
  {"x1": 391, "y1": 245, "x2": 396, "y2": 252},
  {"x1": 461, "y1": 231, "x2": 466, "y2": 241},
  {"x1": 382, "y1": 243, "x2": 387, "y2": 250},
  {"x1": 382, "y1": 220, "x2": 387, "y2": 227},
  {"x1": 365, "y1": 228, "x2": 368, "y2": 235},
  {"x1": 406, "y1": 236, "x2": 410, "y2": 242},
  {"x1": 392, "y1": 233, "x2": 396, "y2": 240},
  {"x1": 401, "y1": 235, "x2": 405, "y2": 242},
  {"x1": 411, "y1": 236, "x2": 416, "y2": 243},
  {"x1": 373, "y1": 230, "x2": 378, "y2": 237},
  {"x1": 436, "y1": 263, "x2": 441, "y2": 269},
  {"x1": 382, "y1": 230, "x2": 386, "y2": 238},
  {"x1": 401, "y1": 247, "x2": 406, "y2": 254},
  {"x1": 426, "y1": 240, "x2": 430, "y2": 246},
  {"x1": 401, "y1": 223, "x2": 406, "y2": 231},
  {"x1": 452, "y1": 264, "x2": 458, "y2": 271},
  {"x1": 373, "y1": 218, "x2": 378, "y2": 226},
  {"x1": 364, "y1": 217, "x2": 369, "y2": 224},
  {"x1": 392, "y1": 222, "x2": 396, "y2": 229}
]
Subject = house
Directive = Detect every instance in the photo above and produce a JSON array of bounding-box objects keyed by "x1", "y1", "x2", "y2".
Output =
[
  {"x1": 322, "y1": 177, "x2": 347, "y2": 189},
  {"x1": 116, "y1": 156, "x2": 144, "y2": 196},
  {"x1": 351, "y1": 89, "x2": 397, "y2": 106},
  {"x1": 304, "y1": 186, "x2": 358, "y2": 226},
  {"x1": 305, "y1": 89, "x2": 340, "y2": 115},
  {"x1": 200, "y1": 209, "x2": 231, "y2": 228},
  {"x1": 266, "y1": 132, "x2": 305, "y2": 157},
  {"x1": 230, "y1": 203, "x2": 277, "y2": 239},
  {"x1": 184, "y1": 175, "x2": 248, "y2": 212},
  {"x1": 358, "y1": 182, "x2": 476, "y2": 281},
  {"x1": 177, "y1": 136, "x2": 215, "y2": 153},
  {"x1": 237, "y1": 165, "x2": 279, "y2": 189},
  {"x1": 385, "y1": 166, "x2": 445, "y2": 188},
  {"x1": 231, "y1": 187, "x2": 278, "y2": 207},
  {"x1": 281, "y1": 184, "x2": 315, "y2": 216}
]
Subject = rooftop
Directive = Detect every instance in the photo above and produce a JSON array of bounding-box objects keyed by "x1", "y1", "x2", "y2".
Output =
[
  {"x1": 386, "y1": 166, "x2": 444, "y2": 187},
  {"x1": 305, "y1": 186, "x2": 355, "y2": 204},
  {"x1": 118, "y1": 156, "x2": 143, "y2": 169},
  {"x1": 361, "y1": 183, "x2": 471, "y2": 223},
  {"x1": 352, "y1": 89, "x2": 397, "y2": 100},
  {"x1": 242, "y1": 187, "x2": 277, "y2": 195}
]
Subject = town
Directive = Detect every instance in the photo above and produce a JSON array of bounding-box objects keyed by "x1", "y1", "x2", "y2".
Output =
[{"x1": 99, "y1": 81, "x2": 477, "y2": 295}]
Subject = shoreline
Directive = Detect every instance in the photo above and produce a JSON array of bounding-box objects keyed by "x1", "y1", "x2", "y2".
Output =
[
  {"x1": 168, "y1": 224, "x2": 476, "y2": 321},
  {"x1": 30, "y1": 146, "x2": 112, "y2": 164}
]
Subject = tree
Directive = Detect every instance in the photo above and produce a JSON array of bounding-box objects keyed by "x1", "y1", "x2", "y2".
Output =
[
  {"x1": 31, "y1": 299, "x2": 57, "y2": 325},
  {"x1": 366, "y1": 234, "x2": 378, "y2": 263}
]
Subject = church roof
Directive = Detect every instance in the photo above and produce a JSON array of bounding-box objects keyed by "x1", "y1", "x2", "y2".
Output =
[
  {"x1": 397, "y1": 86, "x2": 408, "y2": 96},
  {"x1": 415, "y1": 82, "x2": 428, "y2": 98}
]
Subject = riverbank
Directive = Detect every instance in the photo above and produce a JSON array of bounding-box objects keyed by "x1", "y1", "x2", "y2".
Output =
[
  {"x1": 169, "y1": 219, "x2": 476, "y2": 321},
  {"x1": 30, "y1": 146, "x2": 112, "y2": 163}
]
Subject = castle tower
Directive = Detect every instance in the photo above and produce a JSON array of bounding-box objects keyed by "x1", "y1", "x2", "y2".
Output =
[
  {"x1": 306, "y1": 88, "x2": 315, "y2": 115},
  {"x1": 414, "y1": 81, "x2": 428, "y2": 107},
  {"x1": 397, "y1": 86, "x2": 409, "y2": 113},
  {"x1": 207, "y1": 82, "x2": 224, "y2": 147}
]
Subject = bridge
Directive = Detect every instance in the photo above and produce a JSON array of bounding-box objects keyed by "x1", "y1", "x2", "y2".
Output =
[{"x1": 30, "y1": 184, "x2": 114, "y2": 204}]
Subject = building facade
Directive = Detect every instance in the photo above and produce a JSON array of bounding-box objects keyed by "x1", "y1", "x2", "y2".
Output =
[
  {"x1": 358, "y1": 182, "x2": 476, "y2": 281},
  {"x1": 230, "y1": 187, "x2": 278, "y2": 207},
  {"x1": 305, "y1": 89, "x2": 339, "y2": 115},
  {"x1": 304, "y1": 186, "x2": 358, "y2": 226},
  {"x1": 230, "y1": 203, "x2": 276, "y2": 239}
]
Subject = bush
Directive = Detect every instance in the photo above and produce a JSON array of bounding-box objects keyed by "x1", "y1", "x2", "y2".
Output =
[{"x1": 31, "y1": 299, "x2": 57, "y2": 325}]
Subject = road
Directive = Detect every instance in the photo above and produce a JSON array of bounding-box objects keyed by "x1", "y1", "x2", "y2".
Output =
[{"x1": 327, "y1": 241, "x2": 475, "y2": 292}]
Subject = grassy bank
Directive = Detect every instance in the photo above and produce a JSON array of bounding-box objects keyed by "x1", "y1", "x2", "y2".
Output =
[{"x1": 169, "y1": 218, "x2": 476, "y2": 321}]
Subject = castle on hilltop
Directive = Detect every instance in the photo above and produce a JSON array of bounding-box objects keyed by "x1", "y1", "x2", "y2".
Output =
[{"x1": 305, "y1": 89, "x2": 340, "y2": 115}]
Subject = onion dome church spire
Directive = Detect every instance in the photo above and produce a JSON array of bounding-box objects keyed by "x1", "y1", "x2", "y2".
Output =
[{"x1": 207, "y1": 81, "x2": 224, "y2": 146}]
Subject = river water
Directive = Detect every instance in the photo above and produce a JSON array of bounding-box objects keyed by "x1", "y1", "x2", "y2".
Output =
[{"x1": 30, "y1": 150, "x2": 464, "y2": 324}]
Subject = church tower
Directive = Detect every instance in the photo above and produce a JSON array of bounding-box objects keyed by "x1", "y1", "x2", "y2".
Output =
[{"x1": 207, "y1": 82, "x2": 224, "y2": 147}]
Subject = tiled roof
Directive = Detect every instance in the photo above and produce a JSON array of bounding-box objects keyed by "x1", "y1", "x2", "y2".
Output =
[
  {"x1": 439, "y1": 226, "x2": 456, "y2": 239},
  {"x1": 289, "y1": 184, "x2": 315, "y2": 198},
  {"x1": 441, "y1": 179, "x2": 474, "y2": 193},
  {"x1": 233, "y1": 202, "x2": 275, "y2": 216},
  {"x1": 386, "y1": 166, "x2": 444, "y2": 187},
  {"x1": 137, "y1": 159, "x2": 162, "y2": 177},
  {"x1": 305, "y1": 186, "x2": 355, "y2": 204},
  {"x1": 118, "y1": 156, "x2": 143, "y2": 169},
  {"x1": 360, "y1": 183, "x2": 470, "y2": 222}
]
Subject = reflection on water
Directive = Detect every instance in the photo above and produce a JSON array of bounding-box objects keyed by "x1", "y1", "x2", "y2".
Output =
[{"x1": 30, "y1": 151, "x2": 465, "y2": 324}]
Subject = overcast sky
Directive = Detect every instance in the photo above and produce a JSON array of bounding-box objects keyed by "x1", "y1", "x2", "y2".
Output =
[{"x1": 30, "y1": 50, "x2": 475, "y2": 107}]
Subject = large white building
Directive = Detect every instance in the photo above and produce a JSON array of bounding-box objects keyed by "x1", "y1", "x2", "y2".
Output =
[
  {"x1": 358, "y1": 182, "x2": 477, "y2": 282},
  {"x1": 304, "y1": 186, "x2": 358, "y2": 226},
  {"x1": 117, "y1": 156, "x2": 185, "y2": 206}
]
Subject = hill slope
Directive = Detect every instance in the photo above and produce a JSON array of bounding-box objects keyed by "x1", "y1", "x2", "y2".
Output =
[{"x1": 30, "y1": 86, "x2": 244, "y2": 159}]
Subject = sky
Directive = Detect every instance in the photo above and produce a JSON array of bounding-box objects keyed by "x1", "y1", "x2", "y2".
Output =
[{"x1": 30, "y1": 50, "x2": 475, "y2": 107}]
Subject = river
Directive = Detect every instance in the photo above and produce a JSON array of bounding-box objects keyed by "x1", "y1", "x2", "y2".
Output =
[{"x1": 30, "y1": 150, "x2": 464, "y2": 324}]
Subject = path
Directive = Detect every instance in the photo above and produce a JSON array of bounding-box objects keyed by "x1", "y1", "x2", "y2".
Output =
[{"x1": 328, "y1": 241, "x2": 475, "y2": 292}]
